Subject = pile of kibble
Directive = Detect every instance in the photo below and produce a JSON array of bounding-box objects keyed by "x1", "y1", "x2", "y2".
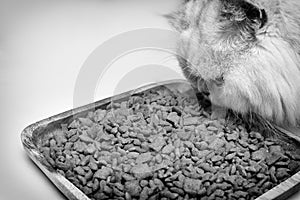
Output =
[{"x1": 38, "y1": 86, "x2": 300, "y2": 200}]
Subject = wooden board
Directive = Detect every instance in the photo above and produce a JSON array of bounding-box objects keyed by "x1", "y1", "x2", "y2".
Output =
[{"x1": 21, "y1": 79, "x2": 300, "y2": 200}]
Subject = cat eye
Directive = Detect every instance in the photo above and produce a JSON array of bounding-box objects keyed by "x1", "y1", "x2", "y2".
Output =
[
  {"x1": 258, "y1": 9, "x2": 267, "y2": 28},
  {"x1": 242, "y1": 2, "x2": 268, "y2": 28},
  {"x1": 219, "y1": 0, "x2": 268, "y2": 29}
]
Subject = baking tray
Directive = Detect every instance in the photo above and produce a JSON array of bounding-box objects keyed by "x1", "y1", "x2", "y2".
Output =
[{"x1": 21, "y1": 79, "x2": 300, "y2": 200}]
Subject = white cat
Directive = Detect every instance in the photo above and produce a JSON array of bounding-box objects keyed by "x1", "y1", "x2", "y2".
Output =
[{"x1": 167, "y1": 0, "x2": 300, "y2": 136}]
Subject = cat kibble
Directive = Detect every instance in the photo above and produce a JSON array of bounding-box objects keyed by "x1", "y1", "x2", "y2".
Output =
[{"x1": 38, "y1": 87, "x2": 300, "y2": 200}]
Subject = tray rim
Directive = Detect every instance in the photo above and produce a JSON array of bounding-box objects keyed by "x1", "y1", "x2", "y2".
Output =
[{"x1": 21, "y1": 79, "x2": 300, "y2": 200}]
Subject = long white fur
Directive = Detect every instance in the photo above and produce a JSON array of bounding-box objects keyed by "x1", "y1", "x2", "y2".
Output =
[{"x1": 217, "y1": 37, "x2": 300, "y2": 126}]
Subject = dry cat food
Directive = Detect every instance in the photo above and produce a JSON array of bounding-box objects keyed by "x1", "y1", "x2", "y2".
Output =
[{"x1": 38, "y1": 87, "x2": 300, "y2": 200}]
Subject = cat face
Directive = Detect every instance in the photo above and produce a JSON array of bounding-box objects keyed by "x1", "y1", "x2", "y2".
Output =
[
  {"x1": 168, "y1": 0, "x2": 300, "y2": 126},
  {"x1": 167, "y1": 0, "x2": 271, "y2": 81},
  {"x1": 168, "y1": 0, "x2": 300, "y2": 79},
  {"x1": 169, "y1": 0, "x2": 268, "y2": 38}
]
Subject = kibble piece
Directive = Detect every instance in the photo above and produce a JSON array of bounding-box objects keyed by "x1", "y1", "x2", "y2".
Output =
[
  {"x1": 207, "y1": 126, "x2": 219, "y2": 132},
  {"x1": 85, "y1": 169, "x2": 93, "y2": 181},
  {"x1": 82, "y1": 186, "x2": 92, "y2": 195},
  {"x1": 226, "y1": 131, "x2": 239, "y2": 141},
  {"x1": 155, "y1": 154, "x2": 163, "y2": 164},
  {"x1": 252, "y1": 148, "x2": 267, "y2": 161},
  {"x1": 161, "y1": 189, "x2": 179, "y2": 199},
  {"x1": 214, "y1": 189, "x2": 225, "y2": 197},
  {"x1": 103, "y1": 185, "x2": 112, "y2": 194},
  {"x1": 94, "y1": 191, "x2": 109, "y2": 200},
  {"x1": 288, "y1": 160, "x2": 300, "y2": 172},
  {"x1": 230, "y1": 165, "x2": 237, "y2": 176},
  {"x1": 177, "y1": 130, "x2": 192, "y2": 141},
  {"x1": 74, "y1": 166, "x2": 86, "y2": 176},
  {"x1": 183, "y1": 178, "x2": 202, "y2": 195},
  {"x1": 78, "y1": 118, "x2": 94, "y2": 127},
  {"x1": 197, "y1": 150, "x2": 210, "y2": 159},
  {"x1": 234, "y1": 190, "x2": 248, "y2": 198},
  {"x1": 89, "y1": 158, "x2": 98, "y2": 171},
  {"x1": 125, "y1": 181, "x2": 142, "y2": 197},
  {"x1": 211, "y1": 155, "x2": 223, "y2": 163},
  {"x1": 127, "y1": 152, "x2": 140, "y2": 159},
  {"x1": 183, "y1": 117, "x2": 199, "y2": 126},
  {"x1": 248, "y1": 144, "x2": 258, "y2": 151},
  {"x1": 94, "y1": 166, "x2": 113, "y2": 180},
  {"x1": 140, "y1": 180, "x2": 149, "y2": 187},
  {"x1": 250, "y1": 132, "x2": 264, "y2": 141},
  {"x1": 153, "y1": 178, "x2": 164, "y2": 190},
  {"x1": 73, "y1": 141, "x2": 87, "y2": 153},
  {"x1": 266, "y1": 153, "x2": 282, "y2": 166},
  {"x1": 236, "y1": 165, "x2": 247, "y2": 177},
  {"x1": 139, "y1": 187, "x2": 150, "y2": 200},
  {"x1": 79, "y1": 133, "x2": 94, "y2": 143},
  {"x1": 137, "y1": 133, "x2": 146, "y2": 142},
  {"x1": 64, "y1": 142, "x2": 73, "y2": 150},
  {"x1": 68, "y1": 133, "x2": 79, "y2": 142},
  {"x1": 199, "y1": 163, "x2": 216, "y2": 173},
  {"x1": 225, "y1": 152, "x2": 236, "y2": 160},
  {"x1": 162, "y1": 143, "x2": 175, "y2": 154},
  {"x1": 53, "y1": 130, "x2": 67, "y2": 146},
  {"x1": 113, "y1": 187, "x2": 124, "y2": 197},
  {"x1": 91, "y1": 178, "x2": 99, "y2": 191},
  {"x1": 245, "y1": 165, "x2": 257, "y2": 173},
  {"x1": 118, "y1": 125, "x2": 128, "y2": 134},
  {"x1": 195, "y1": 141, "x2": 209, "y2": 150},
  {"x1": 68, "y1": 120, "x2": 80, "y2": 129},
  {"x1": 167, "y1": 112, "x2": 180, "y2": 125},
  {"x1": 276, "y1": 168, "x2": 290, "y2": 179},
  {"x1": 136, "y1": 152, "x2": 152, "y2": 163},
  {"x1": 149, "y1": 135, "x2": 166, "y2": 152},
  {"x1": 79, "y1": 155, "x2": 91, "y2": 167},
  {"x1": 269, "y1": 145, "x2": 282, "y2": 153},
  {"x1": 87, "y1": 124, "x2": 102, "y2": 139},
  {"x1": 131, "y1": 163, "x2": 153, "y2": 179},
  {"x1": 94, "y1": 109, "x2": 107, "y2": 122},
  {"x1": 208, "y1": 138, "x2": 225, "y2": 150}
]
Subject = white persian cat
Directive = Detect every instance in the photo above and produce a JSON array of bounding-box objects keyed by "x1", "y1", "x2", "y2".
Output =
[{"x1": 167, "y1": 0, "x2": 300, "y2": 137}]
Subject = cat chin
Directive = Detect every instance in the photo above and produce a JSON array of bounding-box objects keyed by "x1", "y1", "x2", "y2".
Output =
[{"x1": 209, "y1": 35, "x2": 300, "y2": 127}]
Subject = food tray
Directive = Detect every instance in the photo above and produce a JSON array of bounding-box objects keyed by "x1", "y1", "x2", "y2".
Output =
[{"x1": 21, "y1": 79, "x2": 300, "y2": 200}]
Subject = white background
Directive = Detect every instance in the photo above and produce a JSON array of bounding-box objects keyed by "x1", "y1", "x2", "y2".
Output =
[{"x1": 0, "y1": 0, "x2": 299, "y2": 199}]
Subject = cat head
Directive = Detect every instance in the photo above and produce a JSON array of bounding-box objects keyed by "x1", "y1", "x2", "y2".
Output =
[
  {"x1": 167, "y1": 0, "x2": 300, "y2": 126},
  {"x1": 166, "y1": 0, "x2": 300, "y2": 80},
  {"x1": 166, "y1": 0, "x2": 273, "y2": 52}
]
